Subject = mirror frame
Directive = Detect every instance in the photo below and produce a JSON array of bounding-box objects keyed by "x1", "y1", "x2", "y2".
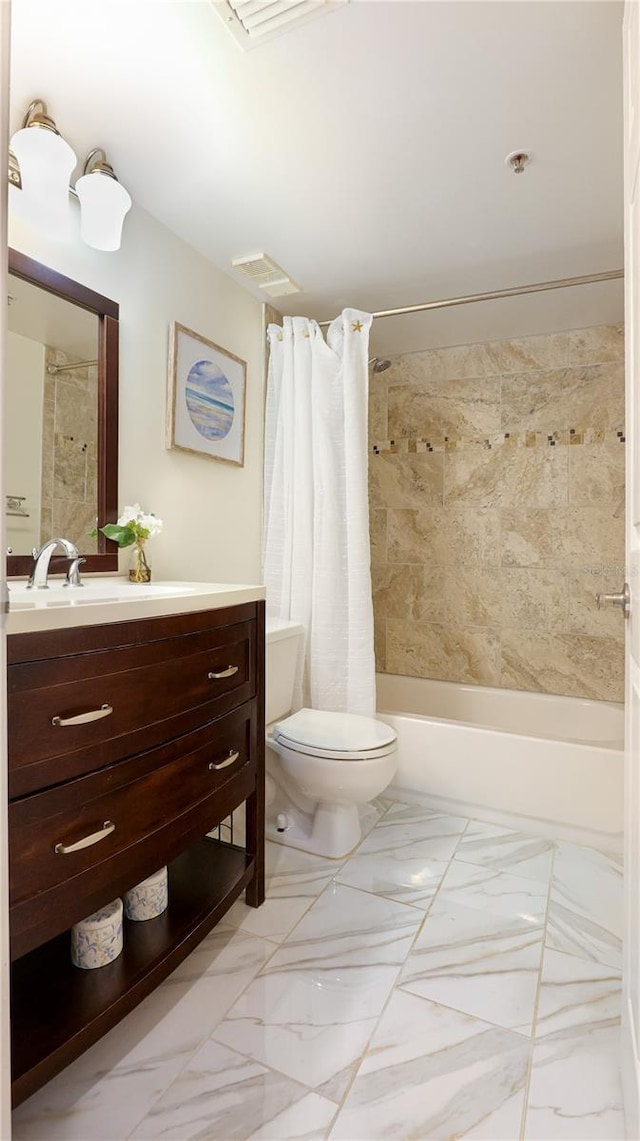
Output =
[{"x1": 7, "y1": 249, "x2": 119, "y2": 576}]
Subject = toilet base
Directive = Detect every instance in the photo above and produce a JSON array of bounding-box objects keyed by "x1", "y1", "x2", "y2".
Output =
[{"x1": 265, "y1": 778, "x2": 383, "y2": 859}]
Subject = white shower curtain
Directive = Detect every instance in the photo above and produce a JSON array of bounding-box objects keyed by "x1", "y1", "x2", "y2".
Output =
[{"x1": 264, "y1": 308, "x2": 376, "y2": 716}]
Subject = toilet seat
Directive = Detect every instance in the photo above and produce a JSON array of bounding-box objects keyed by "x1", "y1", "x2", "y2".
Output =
[{"x1": 273, "y1": 708, "x2": 397, "y2": 762}]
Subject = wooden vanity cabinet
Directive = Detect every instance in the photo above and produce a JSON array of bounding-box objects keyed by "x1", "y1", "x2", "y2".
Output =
[{"x1": 7, "y1": 600, "x2": 265, "y2": 1107}]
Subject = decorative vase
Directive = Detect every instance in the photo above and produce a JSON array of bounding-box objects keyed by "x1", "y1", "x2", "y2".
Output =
[{"x1": 129, "y1": 541, "x2": 151, "y2": 584}]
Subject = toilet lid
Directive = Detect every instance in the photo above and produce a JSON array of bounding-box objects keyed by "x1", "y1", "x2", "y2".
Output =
[{"x1": 274, "y1": 708, "x2": 397, "y2": 753}]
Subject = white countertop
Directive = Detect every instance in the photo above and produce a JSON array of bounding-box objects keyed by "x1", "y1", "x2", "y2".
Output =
[{"x1": 6, "y1": 578, "x2": 266, "y2": 635}]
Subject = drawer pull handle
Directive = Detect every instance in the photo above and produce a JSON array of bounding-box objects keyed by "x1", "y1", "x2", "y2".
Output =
[
  {"x1": 52, "y1": 703, "x2": 113, "y2": 727},
  {"x1": 209, "y1": 749, "x2": 240, "y2": 771},
  {"x1": 54, "y1": 820, "x2": 115, "y2": 855},
  {"x1": 208, "y1": 666, "x2": 239, "y2": 680}
]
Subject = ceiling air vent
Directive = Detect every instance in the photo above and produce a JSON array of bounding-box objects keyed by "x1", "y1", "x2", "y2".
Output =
[
  {"x1": 232, "y1": 253, "x2": 301, "y2": 297},
  {"x1": 211, "y1": 0, "x2": 347, "y2": 50}
]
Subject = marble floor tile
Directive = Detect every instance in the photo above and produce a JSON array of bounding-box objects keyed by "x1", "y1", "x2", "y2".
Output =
[
  {"x1": 455, "y1": 821, "x2": 554, "y2": 883},
  {"x1": 524, "y1": 940, "x2": 625, "y2": 1137},
  {"x1": 546, "y1": 843, "x2": 623, "y2": 969},
  {"x1": 435, "y1": 859, "x2": 550, "y2": 925},
  {"x1": 12, "y1": 923, "x2": 274, "y2": 1141},
  {"x1": 336, "y1": 802, "x2": 468, "y2": 908},
  {"x1": 329, "y1": 988, "x2": 531, "y2": 1140},
  {"x1": 534, "y1": 947, "x2": 622, "y2": 1039},
  {"x1": 12, "y1": 811, "x2": 626, "y2": 1141},
  {"x1": 130, "y1": 1040, "x2": 338, "y2": 1140},
  {"x1": 213, "y1": 884, "x2": 421, "y2": 1088},
  {"x1": 12, "y1": 1049, "x2": 186, "y2": 1141},
  {"x1": 524, "y1": 1022, "x2": 625, "y2": 1140},
  {"x1": 226, "y1": 842, "x2": 340, "y2": 943},
  {"x1": 399, "y1": 897, "x2": 543, "y2": 1034}
]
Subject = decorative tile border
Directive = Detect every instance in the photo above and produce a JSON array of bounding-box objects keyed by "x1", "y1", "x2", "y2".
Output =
[{"x1": 371, "y1": 428, "x2": 626, "y2": 456}]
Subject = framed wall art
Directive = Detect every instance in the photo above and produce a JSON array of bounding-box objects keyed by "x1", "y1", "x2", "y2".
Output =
[{"x1": 167, "y1": 322, "x2": 246, "y2": 466}]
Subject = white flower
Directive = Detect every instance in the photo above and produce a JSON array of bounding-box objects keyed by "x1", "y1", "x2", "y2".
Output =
[
  {"x1": 115, "y1": 504, "x2": 163, "y2": 542},
  {"x1": 117, "y1": 503, "x2": 142, "y2": 526},
  {"x1": 140, "y1": 513, "x2": 163, "y2": 538}
]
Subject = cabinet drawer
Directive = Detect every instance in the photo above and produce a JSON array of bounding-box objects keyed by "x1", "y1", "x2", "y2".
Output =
[
  {"x1": 9, "y1": 619, "x2": 256, "y2": 797},
  {"x1": 9, "y1": 702, "x2": 257, "y2": 958}
]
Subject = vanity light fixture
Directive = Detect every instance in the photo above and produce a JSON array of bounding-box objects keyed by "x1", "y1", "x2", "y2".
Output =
[
  {"x1": 9, "y1": 100, "x2": 132, "y2": 252},
  {"x1": 75, "y1": 149, "x2": 132, "y2": 252},
  {"x1": 10, "y1": 100, "x2": 77, "y2": 224}
]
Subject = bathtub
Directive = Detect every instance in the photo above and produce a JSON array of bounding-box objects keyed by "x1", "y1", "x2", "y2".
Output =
[{"x1": 376, "y1": 673, "x2": 624, "y2": 851}]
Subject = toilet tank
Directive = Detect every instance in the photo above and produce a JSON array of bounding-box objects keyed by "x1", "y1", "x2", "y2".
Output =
[{"x1": 265, "y1": 620, "x2": 304, "y2": 724}]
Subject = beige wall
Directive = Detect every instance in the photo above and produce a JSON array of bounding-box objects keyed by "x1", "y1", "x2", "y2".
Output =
[
  {"x1": 370, "y1": 325, "x2": 625, "y2": 702},
  {"x1": 8, "y1": 202, "x2": 265, "y2": 583}
]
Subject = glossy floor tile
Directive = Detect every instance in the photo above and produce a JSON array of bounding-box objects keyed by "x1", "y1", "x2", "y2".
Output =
[
  {"x1": 330, "y1": 988, "x2": 530, "y2": 1140},
  {"x1": 12, "y1": 800, "x2": 625, "y2": 1141},
  {"x1": 398, "y1": 897, "x2": 543, "y2": 1034},
  {"x1": 546, "y1": 843, "x2": 624, "y2": 969}
]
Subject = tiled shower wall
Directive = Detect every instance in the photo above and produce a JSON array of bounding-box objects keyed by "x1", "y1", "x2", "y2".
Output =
[
  {"x1": 41, "y1": 347, "x2": 98, "y2": 552},
  {"x1": 369, "y1": 324, "x2": 625, "y2": 701}
]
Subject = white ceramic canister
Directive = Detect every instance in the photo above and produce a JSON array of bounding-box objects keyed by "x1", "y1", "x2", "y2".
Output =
[
  {"x1": 124, "y1": 866, "x2": 168, "y2": 921},
  {"x1": 71, "y1": 898, "x2": 124, "y2": 969}
]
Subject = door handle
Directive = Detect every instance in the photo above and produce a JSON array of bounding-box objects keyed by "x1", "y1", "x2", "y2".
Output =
[{"x1": 596, "y1": 582, "x2": 631, "y2": 618}]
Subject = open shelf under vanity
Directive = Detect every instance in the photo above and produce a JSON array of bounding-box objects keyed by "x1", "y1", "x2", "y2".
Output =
[{"x1": 11, "y1": 840, "x2": 253, "y2": 1106}]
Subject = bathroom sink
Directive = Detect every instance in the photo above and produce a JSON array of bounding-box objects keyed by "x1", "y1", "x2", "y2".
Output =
[{"x1": 8, "y1": 580, "x2": 199, "y2": 610}]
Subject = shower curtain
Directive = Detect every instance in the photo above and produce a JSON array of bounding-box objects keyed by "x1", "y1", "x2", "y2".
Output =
[{"x1": 264, "y1": 309, "x2": 376, "y2": 716}]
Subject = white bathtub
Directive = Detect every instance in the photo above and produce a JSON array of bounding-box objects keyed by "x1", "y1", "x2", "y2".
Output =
[{"x1": 376, "y1": 673, "x2": 624, "y2": 851}]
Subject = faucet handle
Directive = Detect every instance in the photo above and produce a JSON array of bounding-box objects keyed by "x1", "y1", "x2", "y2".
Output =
[{"x1": 65, "y1": 557, "x2": 86, "y2": 588}]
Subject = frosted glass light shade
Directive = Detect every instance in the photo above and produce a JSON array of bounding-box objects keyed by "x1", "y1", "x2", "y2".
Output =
[
  {"x1": 10, "y1": 126, "x2": 76, "y2": 225},
  {"x1": 76, "y1": 171, "x2": 132, "y2": 252}
]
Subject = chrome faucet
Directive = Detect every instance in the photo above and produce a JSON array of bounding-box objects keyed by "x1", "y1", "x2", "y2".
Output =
[
  {"x1": 28, "y1": 537, "x2": 80, "y2": 589},
  {"x1": 64, "y1": 556, "x2": 86, "y2": 587}
]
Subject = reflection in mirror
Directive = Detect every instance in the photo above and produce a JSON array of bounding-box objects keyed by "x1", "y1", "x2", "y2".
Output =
[
  {"x1": 7, "y1": 250, "x2": 119, "y2": 578},
  {"x1": 7, "y1": 275, "x2": 100, "y2": 556}
]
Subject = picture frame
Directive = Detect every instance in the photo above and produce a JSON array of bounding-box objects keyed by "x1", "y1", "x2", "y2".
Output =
[{"x1": 167, "y1": 322, "x2": 246, "y2": 466}]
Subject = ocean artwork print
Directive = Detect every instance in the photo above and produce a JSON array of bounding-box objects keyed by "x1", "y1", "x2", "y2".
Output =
[
  {"x1": 185, "y1": 359, "x2": 235, "y2": 440},
  {"x1": 168, "y1": 323, "x2": 246, "y2": 466}
]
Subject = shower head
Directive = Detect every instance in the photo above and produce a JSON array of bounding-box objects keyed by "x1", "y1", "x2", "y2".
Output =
[{"x1": 369, "y1": 357, "x2": 392, "y2": 374}]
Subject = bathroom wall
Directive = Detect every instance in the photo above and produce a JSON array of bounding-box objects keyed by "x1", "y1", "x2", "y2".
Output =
[
  {"x1": 8, "y1": 202, "x2": 265, "y2": 583},
  {"x1": 370, "y1": 324, "x2": 625, "y2": 701},
  {"x1": 40, "y1": 348, "x2": 98, "y2": 553},
  {"x1": 5, "y1": 331, "x2": 44, "y2": 553}
]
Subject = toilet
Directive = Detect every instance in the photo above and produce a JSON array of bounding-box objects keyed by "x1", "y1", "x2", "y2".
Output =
[{"x1": 265, "y1": 620, "x2": 398, "y2": 858}]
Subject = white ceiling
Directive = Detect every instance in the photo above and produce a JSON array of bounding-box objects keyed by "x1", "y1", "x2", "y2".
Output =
[{"x1": 9, "y1": 0, "x2": 624, "y2": 356}]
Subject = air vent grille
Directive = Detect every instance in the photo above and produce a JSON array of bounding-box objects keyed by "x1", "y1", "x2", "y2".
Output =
[
  {"x1": 232, "y1": 253, "x2": 301, "y2": 297},
  {"x1": 211, "y1": 0, "x2": 347, "y2": 49}
]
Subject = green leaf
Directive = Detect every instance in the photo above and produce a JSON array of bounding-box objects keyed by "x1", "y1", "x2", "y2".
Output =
[{"x1": 100, "y1": 523, "x2": 136, "y2": 548}]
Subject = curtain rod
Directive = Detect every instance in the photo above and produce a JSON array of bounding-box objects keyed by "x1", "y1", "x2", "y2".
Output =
[{"x1": 316, "y1": 269, "x2": 624, "y2": 328}]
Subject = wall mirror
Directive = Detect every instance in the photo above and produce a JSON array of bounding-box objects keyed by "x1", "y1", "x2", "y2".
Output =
[{"x1": 6, "y1": 250, "x2": 119, "y2": 576}]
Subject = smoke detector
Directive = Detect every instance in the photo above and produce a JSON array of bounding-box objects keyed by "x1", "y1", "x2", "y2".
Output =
[
  {"x1": 232, "y1": 252, "x2": 301, "y2": 297},
  {"x1": 211, "y1": 0, "x2": 347, "y2": 50}
]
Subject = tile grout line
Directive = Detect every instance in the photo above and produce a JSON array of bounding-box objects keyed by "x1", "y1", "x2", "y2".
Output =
[
  {"x1": 328, "y1": 815, "x2": 476, "y2": 1132},
  {"x1": 303, "y1": 811, "x2": 475, "y2": 1127},
  {"x1": 122, "y1": 827, "x2": 383, "y2": 1141},
  {"x1": 159, "y1": 803, "x2": 428, "y2": 1125},
  {"x1": 123, "y1": 868, "x2": 352, "y2": 1138},
  {"x1": 123, "y1": 920, "x2": 290, "y2": 1140},
  {"x1": 518, "y1": 841, "x2": 557, "y2": 1141}
]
